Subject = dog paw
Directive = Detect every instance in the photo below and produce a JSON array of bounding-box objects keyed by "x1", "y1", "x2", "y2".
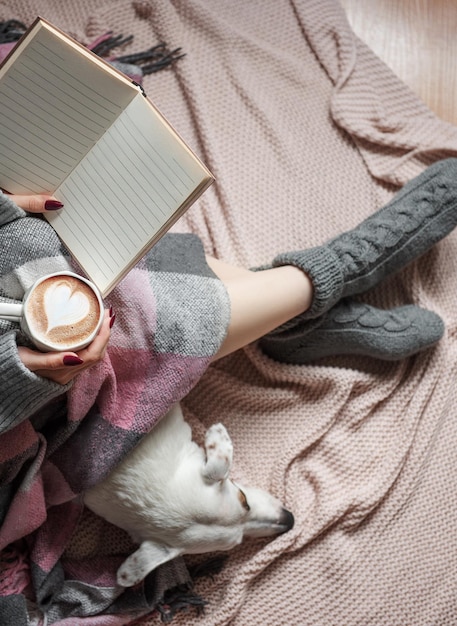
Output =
[
  {"x1": 117, "y1": 561, "x2": 142, "y2": 588},
  {"x1": 202, "y1": 423, "x2": 233, "y2": 483},
  {"x1": 117, "y1": 541, "x2": 181, "y2": 587}
]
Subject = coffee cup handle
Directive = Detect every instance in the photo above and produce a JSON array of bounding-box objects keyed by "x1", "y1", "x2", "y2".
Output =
[{"x1": 0, "y1": 303, "x2": 23, "y2": 322}]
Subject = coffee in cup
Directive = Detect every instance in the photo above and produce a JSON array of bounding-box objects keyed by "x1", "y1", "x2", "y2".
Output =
[
  {"x1": 25, "y1": 273, "x2": 103, "y2": 351},
  {"x1": 0, "y1": 271, "x2": 104, "y2": 352}
]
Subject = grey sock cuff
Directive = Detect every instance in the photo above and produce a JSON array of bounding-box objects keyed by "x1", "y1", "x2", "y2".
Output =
[{"x1": 272, "y1": 246, "x2": 344, "y2": 318}]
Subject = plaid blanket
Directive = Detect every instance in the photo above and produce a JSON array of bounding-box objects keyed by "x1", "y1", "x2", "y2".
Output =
[{"x1": 0, "y1": 213, "x2": 230, "y2": 624}]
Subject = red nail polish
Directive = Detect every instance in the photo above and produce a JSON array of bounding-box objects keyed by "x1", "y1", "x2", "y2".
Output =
[
  {"x1": 109, "y1": 313, "x2": 116, "y2": 328},
  {"x1": 45, "y1": 200, "x2": 64, "y2": 210},
  {"x1": 63, "y1": 355, "x2": 83, "y2": 366},
  {"x1": 109, "y1": 305, "x2": 114, "y2": 317}
]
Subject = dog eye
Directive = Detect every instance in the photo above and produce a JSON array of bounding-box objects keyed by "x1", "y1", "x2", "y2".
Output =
[{"x1": 238, "y1": 488, "x2": 250, "y2": 512}]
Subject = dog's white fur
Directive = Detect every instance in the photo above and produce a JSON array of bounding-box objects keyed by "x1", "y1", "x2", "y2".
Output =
[{"x1": 84, "y1": 403, "x2": 294, "y2": 587}]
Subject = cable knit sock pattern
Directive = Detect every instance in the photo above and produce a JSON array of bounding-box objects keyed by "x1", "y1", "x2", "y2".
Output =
[
  {"x1": 260, "y1": 299, "x2": 445, "y2": 363},
  {"x1": 273, "y1": 158, "x2": 457, "y2": 320}
]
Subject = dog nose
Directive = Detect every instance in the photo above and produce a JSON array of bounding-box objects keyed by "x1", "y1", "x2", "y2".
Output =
[{"x1": 278, "y1": 508, "x2": 294, "y2": 533}]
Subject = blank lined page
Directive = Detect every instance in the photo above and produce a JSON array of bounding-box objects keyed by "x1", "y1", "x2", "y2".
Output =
[
  {"x1": 47, "y1": 93, "x2": 213, "y2": 296},
  {"x1": 0, "y1": 20, "x2": 137, "y2": 193}
]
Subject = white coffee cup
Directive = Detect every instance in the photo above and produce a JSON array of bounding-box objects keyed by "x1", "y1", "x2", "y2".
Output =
[{"x1": 0, "y1": 271, "x2": 104, "y2": 352}]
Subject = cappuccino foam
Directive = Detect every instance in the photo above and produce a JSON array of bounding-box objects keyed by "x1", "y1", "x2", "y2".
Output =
[{"x1": 26, "y1": 275, "x2": 101, "y2": 350}]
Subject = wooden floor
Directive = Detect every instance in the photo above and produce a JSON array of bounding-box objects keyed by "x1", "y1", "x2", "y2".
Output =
[{"x1": 339, "y1": 0, "x2": 457, "y2": 126}]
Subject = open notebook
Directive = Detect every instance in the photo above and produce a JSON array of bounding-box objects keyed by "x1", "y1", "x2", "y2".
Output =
[{"x1": 0, "y1": 17, "x2": 214, "y2": 296}]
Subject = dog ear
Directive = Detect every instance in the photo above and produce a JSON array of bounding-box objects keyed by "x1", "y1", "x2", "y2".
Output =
[
  {"x1": 202, "y1": 423, "x2": 233, "y2": 483},
  {"x1": 117, "y1": 540, "x2": 182, "y2": 587}
]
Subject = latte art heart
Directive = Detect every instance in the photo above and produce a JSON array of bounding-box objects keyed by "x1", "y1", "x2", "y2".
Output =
[
  {"x1": 44, "y1": 279, "x2": 91, "y2": 332},
  {"x1": 25, "y1": 273, "x2": 102, "y2": 352}
]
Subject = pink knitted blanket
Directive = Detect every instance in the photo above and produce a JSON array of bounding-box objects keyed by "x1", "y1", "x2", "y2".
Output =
[{"x1": 2, "y1": 0, "x2": 457, "y2": 624}]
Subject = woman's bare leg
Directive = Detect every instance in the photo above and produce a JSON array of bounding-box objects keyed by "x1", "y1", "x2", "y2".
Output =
[
  {"x1": 208, "y1": 255, "x2": 445, "y2": 365},
  {"x1": 206, "y1": 257, "x2": 313, "y2": 359}
]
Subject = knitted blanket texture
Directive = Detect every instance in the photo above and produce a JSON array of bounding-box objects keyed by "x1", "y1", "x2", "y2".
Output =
[{"x1": 1, "y1": 0, "x2": 457, "y2": 625}]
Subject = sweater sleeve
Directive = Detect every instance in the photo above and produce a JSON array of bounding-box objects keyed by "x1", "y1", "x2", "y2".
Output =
[
  {"x1": 0, "y1": 191, "x2": 75, "y2": 432},
  {"x1": 0, "y1": 190, "x2": 26, "y2": 225},
  {"x1": 0, "y1": 192, "x2": 74, "y2": 432},
  {"x1": 0, "y1": 330, "x2": 71, "y2": 433}
]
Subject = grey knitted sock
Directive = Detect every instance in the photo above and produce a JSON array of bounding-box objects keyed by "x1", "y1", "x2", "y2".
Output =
[
  {"x1": 273, "y1": 158, "x2": 457, "y2": 320},
  {"x1": 260, "y1": 299, "x2": 445, "y2": 364}
]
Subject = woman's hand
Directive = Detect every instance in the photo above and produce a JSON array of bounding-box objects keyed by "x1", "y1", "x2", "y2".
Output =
[
  {"x1": 18, "y1": 310, "x2": 114, "y2": 385},
  {"x1": 8, "y1": 190, "x2": 114, "y2": 385},
  {"x1": 6, "y1": 192, "x2": 64, "y2": 213}
]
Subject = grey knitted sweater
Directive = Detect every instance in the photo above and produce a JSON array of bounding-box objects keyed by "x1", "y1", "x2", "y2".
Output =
[{"x1": 0, "y1": 192, "x2": 73, "y2": 433}]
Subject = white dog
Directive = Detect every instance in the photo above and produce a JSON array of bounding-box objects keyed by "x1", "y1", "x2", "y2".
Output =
[{"x1": 84, "y1": 403, "x2": 294, "y2": 587}]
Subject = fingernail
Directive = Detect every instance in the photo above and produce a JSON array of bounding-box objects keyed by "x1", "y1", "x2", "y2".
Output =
[
  {"x1": 63, "y1": 355, "x2": 84, "y2": 366},
  {"x1": 109, "y1": 305, "x2": 114, "y2": 317},
  {"x1": 45, "y1": 200, "x2": 64, "y2": 210},
  {"x1": 109, "y1": 313, "x2": 116, "y2": 328}
]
